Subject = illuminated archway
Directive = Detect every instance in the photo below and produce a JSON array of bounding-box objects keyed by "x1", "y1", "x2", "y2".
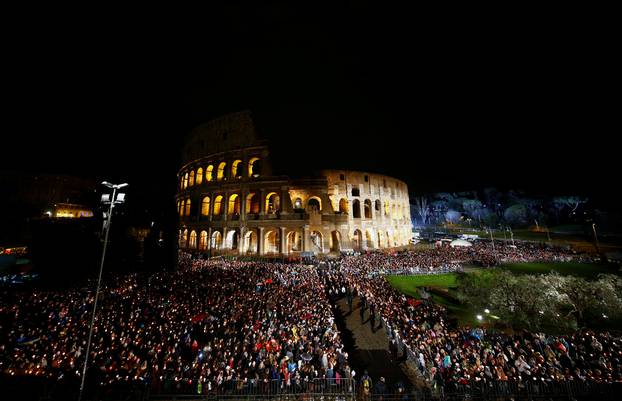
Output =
[
  {"x1": 307, "y1": 197, "x2": 321, "y2": 212},
  {"x1": 217, "y1": 162, "x2": 226, "y2": 181},
  {"x1": 228, "y1": 194, "x2": 240, "y2": 215},
  {"x1": 201, "y1": 197, "x2": 210, "y2": 216},
  {"x1": 365, "y1": 229, "x2": 375, "y2": 249},
  {"x1": 375, "y1": 199, "x2": 381, "y2": 213},
  {"x1": 206, "y1": 165, "x2": 214, "y2": 182},
  {"x1": 211, "y1": 231, "x2": 222, "y2": 250},
  {"x1": 244, "y1": 230, "x2": 258, "y2": 254},
  {"x1": 189, "y1": 230, "x2": 197, "y2": 248},
  {"x1": 330, "y1": 230, "x2": 341, "y2": 252},
  {"x1": 352, "y1": 200, "x2": 361, "y2": 218},
  {"x1": 183, "y1": 173, "x2": 188, "y2": 189},
  {"x1": 353, "y1": 229, "x2": 363, "y2": 251},
  {"x1": 180, "y1": 229, "x2": 188, "y2": 248},
  {"x1": 189, "y1": 170, "x2": 195, "y2": 186},
  {"x1": 196, "y1": 167, "x2": 203, "y2": 185},
  {"x1": 264, "y1": 230, "x2": 280, "y2": 254},
  {"x1": 248, "y1": 157, "x2": 260, "y2": 177},
  {"x1": 265, "y1": 192, "x2": 280, "y2": 214},
  {"x1": 177, "y1": 200, "x2": 183, "y2": 216},
  {"x1": 339, "y1": 198, "x2": 349, "y2": 214},
  {"x1": 231, "y1": 160, "x2": 242, "y2": 179},
  {"x1": 286, "y1": 231, "x2": 302, "y2": 254},
  {"x1": 246, "y1": 193, "x2": 260, "y2": 214},
  {"x1": 199, "y1": 231, "x2": 208, "y2": 251},
  {"x1": 225, "y1": 229, "x2": 240, "y2": 250},
  {"x1": 364, "y1": 199, "x2": 372, "y2": 219},
  {"x1": 185, "y1": 199, "x2": 191, "y2": 216},
  {"x1": 310, "y1": 231, "x2": 323, "y2": 253},
  {"x1": 213, "y1": 195, "x2": 223, "y2": 215}
]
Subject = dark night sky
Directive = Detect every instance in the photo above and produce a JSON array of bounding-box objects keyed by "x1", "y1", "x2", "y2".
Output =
[{"x1": 1, "y1": 4, "x2": 617, "y2": 216}]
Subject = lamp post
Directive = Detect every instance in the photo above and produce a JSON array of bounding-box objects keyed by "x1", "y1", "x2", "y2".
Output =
[
  {"x1": 592, "y1": 223, "x2": 600, "y2": 254},
  {"x1": 78, "y1": 181, "x2": 127, "y2": 401}
]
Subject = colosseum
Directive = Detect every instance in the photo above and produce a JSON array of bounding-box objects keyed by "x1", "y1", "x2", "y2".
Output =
[{"x1": 176, "y1": 111, "x2": 413, "y2": 256}]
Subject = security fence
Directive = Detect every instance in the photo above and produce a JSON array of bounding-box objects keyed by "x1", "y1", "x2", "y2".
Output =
[{"x1": 147, "y1": 378, "x2": 356, "y2": 400}]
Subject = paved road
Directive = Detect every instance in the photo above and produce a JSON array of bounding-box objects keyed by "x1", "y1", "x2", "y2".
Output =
[{"x1": 334, "y1": 296, "x2": 424, "y2": 391}]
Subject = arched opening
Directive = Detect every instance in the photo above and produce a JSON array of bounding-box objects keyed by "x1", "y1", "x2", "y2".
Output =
[
  {"x1": 293, "y1": 197, "x2": 303, "y2": 210},
  {"x1": 375, "y1": 199, "x2": 381, "y2": 212},
  {"x1": 364, "y1": 199, "x2": 372, "y2": 219},
  {"x1": 211, "y1": 231, "x2": 222, "y2": 250},
  {"x1": 265, "y1": 192, "x2": 280, "y2": 214},
  {"x1": 264, "y1": 230, "x2": 280, "y2": 254},
  {"x1": 377, "y1": 232, "x2": 383, "y2": 249},
  {"x1": 213, "y1": 195, "x2": 223, "y2": 215},
  {"x1": 199, "y1": 231, "x2": 208, "y2": 251},
  {"x1": 228, "y1": 194, "x2": 240, "y2": 216},
  {"x1": 339, "y1": 198, "x2": 349, "y2": 214},
  {"x1": 231, "y1": 160, "x2": 242, "y2": 179},
  {"x1": 185, "y1": 199, "x2": 191, "y2": 216},
  {"x1": 178, "y1": 200, "x2": 183, "y2": 216},
  {"x1": 384, "y1": 201, "x2": 390, "y2": 216},
  {"x1": 201, "y1": 197, "x2": 210, "y2": 216},
  {"x1": 310, "y1": 231, "x2": 323, "y2": 253},
  {"x1": 189, "y1": 230, "x2": 197, "y2": 248},
  {"x1": 196, "y1": 168, "x2": 203, "y2": 185},
  {"x1": 365, "y1": 229, "x2": 375, "y2": 249},
  {"x1": 286, "y1": 231, "x2": 302, "y2": 254},
  {"x1": 217, "y1": 162, "x2": 226, "y2": 181},
  {"x1": 246, "y1": 193, "x2": 260, "y2": 214},
  {"x1": 183, "y1": 173, "x2": 188, "y2": 189},
  {"x1": 189, "y1": 170, "x2": 195, "y2": 187},
  {"x1": 352, "y1": 199, "x2": 361, "y2": 218},
  {"x1": 248, "y1": 157, "x2": 260, "y2": 177},
  {"x1": 225, "y1": 230, "x2": 240, "y2": 250},
  {"x1": 353, "y1": 229, "x2": 363, "y2": 251},
  {"x1": 244, "y1": 230, "x2": 258, "y2": 254},
  {"x1": 386, "y1": 231, "x2": 391, "y2": 248},
  {"x1": 307, "y1": 197, "x2": 321, "y2": 212},
  {"x1": 206, "y1": 165, "x2": 214, "y2": 182},
  {"x1": 330, "y1": 230, "x2": 341, "y2": 252}
]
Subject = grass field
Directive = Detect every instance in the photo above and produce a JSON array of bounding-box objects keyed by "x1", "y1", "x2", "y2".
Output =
[{"x1": 385, "y1": 274, "x2": 458, "y2": 298}]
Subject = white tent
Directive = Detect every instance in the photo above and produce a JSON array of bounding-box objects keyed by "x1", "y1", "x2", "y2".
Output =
[{"x1": 450, "y1": 239, "x2": 473, "y2": 248}]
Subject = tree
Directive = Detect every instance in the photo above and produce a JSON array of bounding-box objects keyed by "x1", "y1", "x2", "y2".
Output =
[
  {"x1": 553, "y1": 196, "x2": 588, "y2": 219},
  {"x1": 445, "y1": 210, "x2": 461, "y2": 224},
  {"x1": 462, "y1": 199, "x2": 484, "y2": 224},
  {"x1": 414, "y1": 197, "x2": 431, "y2": 226},
  {"x1": 504, "y1": 204, "x2": 528, "y2": 227}
]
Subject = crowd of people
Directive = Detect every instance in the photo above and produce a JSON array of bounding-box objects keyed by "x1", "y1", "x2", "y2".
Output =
[
  {"x1": 0, "y1": 240, "x2": 617, "y2": 398},
  {"x1": 0, "y1": 259, "x2": 352, "y2": 395},
  {"x1": 323, "y1": 243, "x2": 621, "y2": 392}
]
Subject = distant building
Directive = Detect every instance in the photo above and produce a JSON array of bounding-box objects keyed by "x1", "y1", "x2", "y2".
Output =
[{"x1": 176, "y1": 111, "x2": 413, "y2": 256}]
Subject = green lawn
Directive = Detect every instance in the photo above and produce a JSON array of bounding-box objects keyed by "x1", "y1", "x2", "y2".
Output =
[
  {"x1": 386, "y1": 273, "x2": 458, "y2": 298},
  {"x1": 497, "y1": 262, "x2": 620, "y2": 278}
]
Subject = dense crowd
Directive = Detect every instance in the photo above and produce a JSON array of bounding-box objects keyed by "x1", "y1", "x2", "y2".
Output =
[
  {"x1": 324, "y1": 244, "x2": 621, "y2": 391},
  {"x1": 0, "y1": 259, "x2": 350, "y2": 394},
  {"x1": 0, "y1": 241, "x2": 617, "y2": 398}
]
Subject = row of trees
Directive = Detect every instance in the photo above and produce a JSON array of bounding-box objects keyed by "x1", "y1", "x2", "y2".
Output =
[
  {"x1": 412, "y1": 189, "x2": 588, "y2": 228},
  {"x1": 456, "y1": 270, "x2": 622, "y2": 332}
]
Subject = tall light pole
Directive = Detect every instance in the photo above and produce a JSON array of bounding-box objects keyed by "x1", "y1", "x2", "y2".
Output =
[
  {"x1": 78, "y1": 181, "x2": 127, "y2": 401},
  {"x1": 592, "y1": 223, "x2": 600, "y2": 254}
]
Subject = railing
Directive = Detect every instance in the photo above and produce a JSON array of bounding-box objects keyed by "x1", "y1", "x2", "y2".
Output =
[{"x1": 148, "y1": 378, "x2": 356, "y2": 400}]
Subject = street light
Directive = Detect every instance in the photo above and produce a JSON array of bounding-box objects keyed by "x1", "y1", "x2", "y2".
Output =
[
  {"x1": 78, "y1": 181, "x2": 127, "y2": 401},
  {"x1": 592, "y1": 223, "x2": 600, "y2": 254}
]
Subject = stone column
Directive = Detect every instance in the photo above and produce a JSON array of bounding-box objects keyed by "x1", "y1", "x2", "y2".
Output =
[
  {"x1": 258, "y1": 227, "x2": 265, "y2": 255},
  {"x1": 279, "y1": 227, "x2": 286, "y2": 254},
  {"x1": 303, "y1": 225, "x2": 310, "y2": 252},
  {"x1": 280, "y1": 187, "x2": 291, "y2": 215},
  {"x1": 259, "y1": 189, "x2": 266, "y2": 218},
  {"x1": 238, "y1": 226, "x2": 246, "y2": 255}
]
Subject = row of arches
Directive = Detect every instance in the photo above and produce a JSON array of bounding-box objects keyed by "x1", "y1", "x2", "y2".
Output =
[
  {"x1": 338, "y1": 198, "x2": 409, "y2": 221},
  {"x1": 178, "y1": 192, "x2": 282, "y2": 217},
  {"x1": 180, "y1": 157, "x2": 261, "y2": 190},
  {"x1": 178, "y1": 226, "x2": 410, "y2": 254}
]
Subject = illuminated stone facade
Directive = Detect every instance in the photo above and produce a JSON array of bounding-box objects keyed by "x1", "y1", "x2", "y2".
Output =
[{"x1": 176, "y1": 111, "x2": 412, "y2": 256}]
